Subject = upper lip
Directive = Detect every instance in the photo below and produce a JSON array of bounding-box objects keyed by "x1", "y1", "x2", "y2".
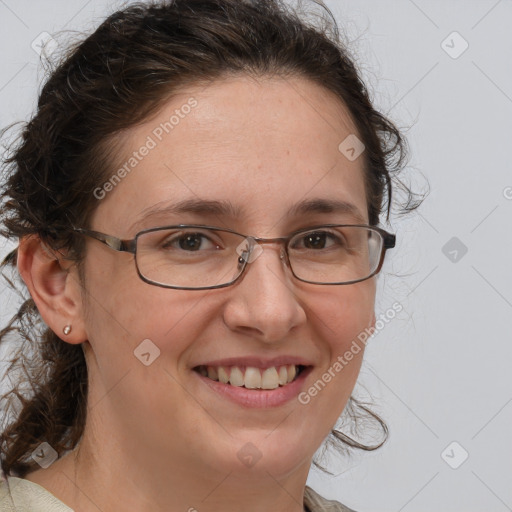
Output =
[{"x1": 192, "y1": 356, "x2": 313, "y2": 369}]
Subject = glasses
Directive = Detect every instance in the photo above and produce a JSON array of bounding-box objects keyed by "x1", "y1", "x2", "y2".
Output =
[{"x1": 73, "y1": 223, "x2": 396, "y2": 290}]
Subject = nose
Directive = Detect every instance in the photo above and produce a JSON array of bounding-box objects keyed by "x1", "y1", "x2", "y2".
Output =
[{"x1": 222, "y1": 242, "x2": 307, "y2": 342}]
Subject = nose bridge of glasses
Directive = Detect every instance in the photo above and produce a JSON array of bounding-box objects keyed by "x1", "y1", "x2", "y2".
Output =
[{"x1": 236, "y1": 235, "x2": 287, "y2": 265}]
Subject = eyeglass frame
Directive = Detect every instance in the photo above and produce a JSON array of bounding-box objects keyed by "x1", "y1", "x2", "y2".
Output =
[{"x1": 72, "y1": 223, "x2": 396, "y2": 290}]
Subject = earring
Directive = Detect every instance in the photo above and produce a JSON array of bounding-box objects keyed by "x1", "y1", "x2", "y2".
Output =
[{"x1": 63, "y1": 325, "x2": 72, "y2": 335}]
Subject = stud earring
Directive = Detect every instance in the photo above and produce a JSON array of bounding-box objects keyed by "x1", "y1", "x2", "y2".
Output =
[{"x1": 63, "y1": 325, "x2": 72, "y2": 335}]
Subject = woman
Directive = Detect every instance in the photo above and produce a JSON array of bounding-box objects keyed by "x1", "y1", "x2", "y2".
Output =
[{"x1": 0, "y1": 0, "x2": 419, "y2": 510}]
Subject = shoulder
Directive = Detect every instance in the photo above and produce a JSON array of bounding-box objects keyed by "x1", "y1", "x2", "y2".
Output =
[
  {"x1": 0, "y1": 476, "x2": 74, "y2": 512},
  {"x1": 304, "y1": 485, "x2": 358, "y2": 512}
]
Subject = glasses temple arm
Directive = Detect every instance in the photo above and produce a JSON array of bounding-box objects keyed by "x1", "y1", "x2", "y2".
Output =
[
  {"x1": 74, "y1": 228, "x2": 136, "y2": 253},
  {"x1": 383, "y1": 233, "x2": 396, "y2": 249}
]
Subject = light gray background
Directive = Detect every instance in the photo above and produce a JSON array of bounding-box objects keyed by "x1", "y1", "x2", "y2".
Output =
[{"x1": 1, "y1": 1, "x2": 511, "y2": 511}]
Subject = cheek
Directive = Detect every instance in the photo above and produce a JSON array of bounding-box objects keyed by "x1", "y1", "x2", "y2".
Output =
[
  {"x1": 309, "y1": 280, "x2": 376, "y2": 357},
  {"x1": 83, "y1": 250, "x2": 214, "y2": 382},
  {"x1": 85, "y1": 267, "x2": 214, "y2": 368},
  {"x1": 81, "y1": 257, "x2": 163, "y2": 370},
  {"x1": 291, "y1": 282, "x2": 376, "y2": 450}
]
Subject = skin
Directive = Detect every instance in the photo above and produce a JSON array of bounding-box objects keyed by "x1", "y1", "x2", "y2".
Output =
[{"x1": 18, "y1": 75, "x2": 377, "y2": 512}]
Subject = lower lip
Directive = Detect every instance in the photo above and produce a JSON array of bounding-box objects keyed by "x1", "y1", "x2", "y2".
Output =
[{"x1": 193, "y1": 367, "x2": 313, "y2": 408}]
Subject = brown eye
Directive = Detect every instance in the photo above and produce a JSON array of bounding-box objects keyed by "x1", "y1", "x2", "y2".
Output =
[
  {"x1": 160, "y1": 232, "x2": 219, "y2": 252},
  {"x1": 293, "y1": 231, "x2": 342, "y2": 250},
  {"x1": 177, "y1": 234, "x2": 205, "y2": 251},
  {"x1": 303, "y1": 233, "x2": 328, "y2": 249}
]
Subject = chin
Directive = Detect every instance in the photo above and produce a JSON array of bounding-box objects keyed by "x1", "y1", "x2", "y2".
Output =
[{"x1": 221, "y1": 429, "x2": 316, "y2": 478}]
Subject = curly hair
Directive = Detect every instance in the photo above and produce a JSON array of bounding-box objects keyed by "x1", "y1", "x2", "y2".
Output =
[{"x1": 0, "y1": 0, "x2": 422, "y2": 479}]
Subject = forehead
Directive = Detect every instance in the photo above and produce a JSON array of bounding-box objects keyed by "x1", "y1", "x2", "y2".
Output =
[{"x1": 93, "y1": 75, "x2": 368, "y2": 234}]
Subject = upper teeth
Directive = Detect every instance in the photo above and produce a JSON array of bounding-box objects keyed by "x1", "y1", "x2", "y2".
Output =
[{"x1": 197, "y1": 365, "x2": 299, "y2": 389}]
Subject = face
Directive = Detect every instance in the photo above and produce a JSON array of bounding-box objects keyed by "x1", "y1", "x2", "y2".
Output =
[{"x1": 78, "y1": 75, "x2": 376, "y2": 479}]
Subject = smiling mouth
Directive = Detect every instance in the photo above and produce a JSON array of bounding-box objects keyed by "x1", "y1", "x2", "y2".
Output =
[{"x1": 193, "y1": 364, "x2": 307, "y2": 390}]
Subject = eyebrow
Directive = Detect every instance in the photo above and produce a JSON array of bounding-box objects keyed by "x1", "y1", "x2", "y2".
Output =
[
  {"x1": 287, "y1": 198, "x2": 367, "y2": 223},
  {"x1": 129, "y1": 197, "x2": 367, "y2": 232},
  {"x1": 129, "y1": 199, "x2": 242, "y2": 232}
]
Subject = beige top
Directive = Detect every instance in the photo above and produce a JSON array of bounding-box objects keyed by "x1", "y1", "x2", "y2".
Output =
[
  {"x1": 0, "y1": 477, "x2": 73, "y2": 512},
  {"x1": 0, "y1": 476, "x2": 356, "y2": 511}
]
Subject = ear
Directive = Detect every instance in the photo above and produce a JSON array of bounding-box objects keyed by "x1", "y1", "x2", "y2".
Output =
[{"x1": 17, "y1": 235, "x2": 87, "y2": 344}]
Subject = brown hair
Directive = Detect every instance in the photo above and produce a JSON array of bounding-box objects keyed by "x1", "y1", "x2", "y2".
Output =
[{"x1": 0, "y1": 0, "x2": 422, "y2": 478}]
